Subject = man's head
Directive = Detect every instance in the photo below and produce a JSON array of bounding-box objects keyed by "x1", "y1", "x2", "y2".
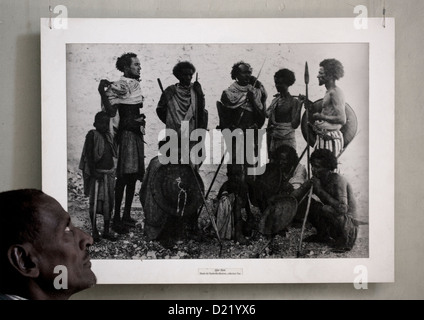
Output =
[
  {"x1": 0, "y1": 189, "x2": 96, "y2": 300},
  {"x1": 116, "y1": 52, "x2": 141, "y2": 80},
  {"x1": 272, "y1": 145, "x2": 298, "y2": 170},
  {"x1": 173, "y1": 61, "x2": 196, "y2": 87},
  {"x1": 274, "y1": 68, "x2": 296, "y2": 93},
  {"x1": 318, "y1": 59, "x2": 344, "y2": 86},
  {"x1": 231, "y1": 61, "x2": 252, "y2": 86},
  {"x1": 93, "y1": 111, "x2": 110, "y2": 134},
  {"x1": 310, "y1": 149, "x2": 338, "y2": 179}
]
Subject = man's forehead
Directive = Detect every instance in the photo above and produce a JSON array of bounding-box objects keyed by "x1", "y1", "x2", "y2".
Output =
[
  {"x1": 311, "y1": 158, "x2": 324, "y2": 165},
  {"x1": 238, "y1": 64, "x2": 252, "y2": 72},
  {"x1": 131, "y1": 57, "x2": 140, "y2": 64},
  {"x1": 37, "y1": 195, "x2": 69, "y2": 228},
  {"x1": 181, "y1": 68, "x2": 194, "y2": 74}
]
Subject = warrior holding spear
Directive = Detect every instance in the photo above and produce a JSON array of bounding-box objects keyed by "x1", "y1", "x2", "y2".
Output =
[
  {"x1": 293, "y1": 148, "x2": 359, "y2": 253},
  {"x1": 139, "y1": 61, "x2": 209, "y2": 245},
  {"x1": 217, "y1": 61, "x2": 268, "y2": 244},
  {"x1": 156, "y1": 61, "x2": 207, "y2": 153},
  {"x1": 306, "y1": 58, "x2": 347, "y2": 157},
  {"x1": 295, "y1": 60, "x2": 358, "y2": 255},
  {"x1": 266, "y1": 68, "x2": 303, "y2": 158}
]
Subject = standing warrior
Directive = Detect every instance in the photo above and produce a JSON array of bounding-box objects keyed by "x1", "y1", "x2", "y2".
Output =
[
  {"x1": 98, "y1": 52, "x2": 146, "y2": 234},
  {"x1": 156, "y1": 61, "x2": 207, "y2": 153},
  {"x1": 218, "y1": 61, "x2": 267, "y2": 244},
  {"x1": 266, "y1": 68, "x2": 303, "y2": 157},
  {"x1": 155, "y1": 61, "x2": 208, "y2": 239},
  {"x1": 79, "y1": 111, "x2": 118, "y2": 242},
  {"x1": 310, "y1": 58, "x2": 347, "y2": 156}
]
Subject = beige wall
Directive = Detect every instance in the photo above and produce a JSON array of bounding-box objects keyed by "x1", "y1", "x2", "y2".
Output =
[{"x1": 0, "y1": 0, "x2": 422, "y2": 299}]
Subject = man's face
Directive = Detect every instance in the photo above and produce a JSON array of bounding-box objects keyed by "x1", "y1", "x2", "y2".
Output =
[
  {"x1": 178, "y1": 68, "x2": 194, "y2": 87},
  {"x1": 236, "y1": 64, "x2": 252, "y2": 86},
  {"x1": 311, "y1": 159, "x2": 329, "y2": 179},
  {"x1": 274, "y1": 77, "x2": 288, "y2": 93},
  {"x1": 317, "y1": 66, "x2": 329, "y2": 86},
  {"x1": 32, "y1": 195, "x2": 96, "y2": 298},
  {"x1": 277, "y1": 152, "x2": 290, "y2": 169},
  {"x1": 94, "y1": 116, "x2": 110, "y2": 134},
  {"x1": 125, "y1": 57, "x2": 141, "y2": 80}
]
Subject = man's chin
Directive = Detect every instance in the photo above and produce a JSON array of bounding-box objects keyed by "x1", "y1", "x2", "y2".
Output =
[
  {"x1": 86, "y1": 270, "x2": 98, "y2": 288},
  {"x1": 83, "y1": 263, "x2": 98, "y2": 286},
  {"x1": 90, "y1": 273, "x2": 98, "y2": 287},
  {"x1": 128, "y1": 74, "x2": 140, "y2": 81}
]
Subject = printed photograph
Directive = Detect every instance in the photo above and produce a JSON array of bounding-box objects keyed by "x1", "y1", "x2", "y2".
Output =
[{"x1": 66, "y1": 42, "x2": 369, "y2": 261}]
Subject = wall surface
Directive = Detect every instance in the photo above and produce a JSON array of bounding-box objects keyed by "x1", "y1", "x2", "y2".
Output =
[{"x1": 0, "y1": 0, "x2": 423, "y2": 299}]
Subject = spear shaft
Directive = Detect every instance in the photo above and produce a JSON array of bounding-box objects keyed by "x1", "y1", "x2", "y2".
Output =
[
  {"x1": 304, "y1": 62, "x2": 311, "y2": 179},
  {"x1": 157, "y1": 77, "x2": 223, "y2": 255},
  {"x1": 236, "y1": 58, "x2": 267, "y2": 126},
  {"x1": 202, "y1": 59, "x2": 268, "y2": 208},
  {"x1": 296, "y1": 131, "x2": 360, "y2": 257},
  {"x1": 296, "y1": 62, "x2": 311, "y2": 258}
]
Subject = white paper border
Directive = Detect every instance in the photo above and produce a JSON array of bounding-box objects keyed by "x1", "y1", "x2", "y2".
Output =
[{"x1": 41, "y1": 18, "x2": 394, "y2": 284}]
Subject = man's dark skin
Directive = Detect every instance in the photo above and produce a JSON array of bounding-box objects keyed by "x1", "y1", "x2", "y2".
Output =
[
  {"x1": 98, "y1": 55, "x2": 145, "y2": 234},
  {"x1": 0, "y1": 190, "x2": 96, "y2": 300},
  {"x1": 292, "y1": 150, "x2": 358, "y2": 251},
  {"x1": 220, "y1": 62, "x2": 267, "y2": 244},
  {"x1": 84, "y1": 112, "x2": 117, "y2": 242}
]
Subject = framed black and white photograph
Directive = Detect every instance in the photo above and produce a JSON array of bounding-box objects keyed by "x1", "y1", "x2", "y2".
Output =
[{"x1": 41, "y1": 18, "x2": 394, "y2": 284}]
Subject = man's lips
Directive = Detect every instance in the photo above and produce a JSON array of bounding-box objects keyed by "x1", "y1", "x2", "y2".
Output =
[{"x1": 83, "y1": 253, "x2": 92, "y2": 267}]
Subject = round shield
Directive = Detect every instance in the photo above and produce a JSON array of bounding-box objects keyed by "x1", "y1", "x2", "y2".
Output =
[
  {"x1": 258, "y1": 195, "x2": 298, "y2": 235},
  {"x1": 301, "y1": 99, "x2": 358, "y2": 148},
  {"x1": 151, "y1": 164, "x2": 204, "y2": 217}
]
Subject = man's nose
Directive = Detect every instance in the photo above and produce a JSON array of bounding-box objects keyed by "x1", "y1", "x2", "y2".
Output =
[{"x1": 77, "y1": 227, "x2": 93, "y2": 249}]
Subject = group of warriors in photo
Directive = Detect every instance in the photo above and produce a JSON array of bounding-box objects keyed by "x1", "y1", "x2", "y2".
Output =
[{"x1": 78, "y1": 51, "x2": 360, "y2": 256}]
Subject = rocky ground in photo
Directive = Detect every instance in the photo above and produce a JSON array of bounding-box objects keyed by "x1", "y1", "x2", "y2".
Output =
[
  {"x1": 66, "y1": 43, "x2": 370, "y2": 262},
  {"x1": 68, "y1": 168, "x2": 368, "y2": 261}
]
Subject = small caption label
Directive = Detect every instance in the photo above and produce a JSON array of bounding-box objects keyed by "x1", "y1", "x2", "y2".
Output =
[{"x1": 198, "y1": 268, "x2": 243, "y2": 276}]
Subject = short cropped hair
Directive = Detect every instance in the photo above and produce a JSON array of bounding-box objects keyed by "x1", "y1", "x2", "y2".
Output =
[
  {"x1": 274, "y1": 144, "x2": 299, "y2": 166},
  {"x1": 172, "y1": 61, "x2": 196, "y2": 79},
  {"x1": 310, "y1": 149, "x2": 338, "y2": 171},
  {"x1": 231, "y1": 61, "x2": 252, "y2": 80},
  {"x1": 0, "y1": 189, "x2": 45, "y2": 290},
  {"x1": 274, "y1": 68, "x2": 296, "y2": 87},
  {"x1": 116, "y1": 52, "x2": 138, "y2": 73},
  {"x1": 94, "y1": 111, "x2": 110, "y2": 124},
  {"x1": 320, "y1": 59, "x2": 344, "y2": 80}
]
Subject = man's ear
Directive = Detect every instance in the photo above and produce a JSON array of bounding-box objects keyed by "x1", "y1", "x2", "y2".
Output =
[{"x1": 7, "y1": 244, "x2": 39, "y2": 278}]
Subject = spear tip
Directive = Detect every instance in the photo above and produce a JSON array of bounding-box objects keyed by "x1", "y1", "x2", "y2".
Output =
[{"x1": 304, "y1": 61, "x2": 310, "y2": 84}]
